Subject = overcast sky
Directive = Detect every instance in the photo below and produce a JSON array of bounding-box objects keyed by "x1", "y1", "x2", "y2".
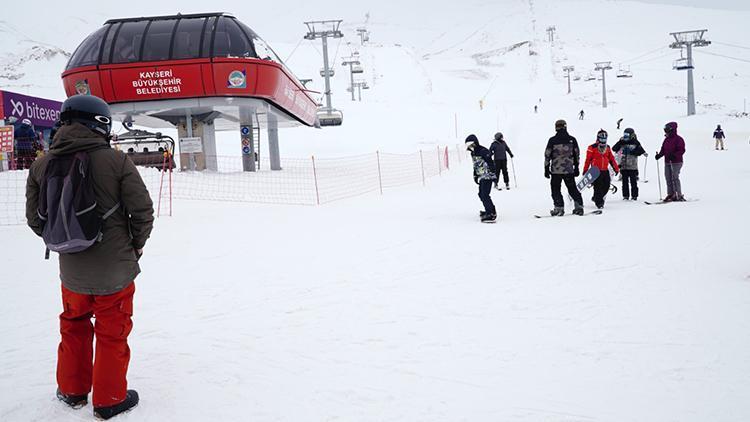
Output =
[{"x1": 631, "y1": 0, "x2": 750, "y2": 10}]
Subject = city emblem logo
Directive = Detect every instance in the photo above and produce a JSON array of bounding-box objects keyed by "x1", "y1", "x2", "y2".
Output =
[
  {"x1": 227, "y1": 70, "x2": 247, "y2": 89},
  {"x1": 75, "y1": 79, "x2": 90, "y2": 95}
]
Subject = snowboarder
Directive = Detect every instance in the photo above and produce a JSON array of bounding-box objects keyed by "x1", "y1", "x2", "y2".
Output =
[
  {"x1": 578, "y1": 110, "x2": 585, "y2": 120},
  {"x1": 583, "y1": 129, "x2": 620, "y2": 209},
  {"x1": 612, "y1": 128, "x2": 647, "y2": 200},
  {"x1": 466, "y1": 134, "x2": 497, "y2": 222},
  {"x1": 25, "y1": 95, "x2": 154, "y2": 420},
  {"x1": 489, "y1": 132, "x2": 514, "y2": 190},
  {"x1": 544, "y1": 119, "x2": 584, "y2": 216},
  {"x1": 713, "y1": 124, "x2": 725, "y2": 150},
  {"x1": 616, "y1": 118, "x2": 623, "y2": 129},
  {"x1": 655, "y1": 121, "x2": 686, "y2": 202}
]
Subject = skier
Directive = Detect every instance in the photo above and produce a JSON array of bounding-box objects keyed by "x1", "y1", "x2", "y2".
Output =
[
  {"x1": 612, "y1": 128, "x2": 647, "y2": 200},
  {"x1": 583, "y1": 129, "x2": 620, "y2": 209},
  {"x1": 616, "y1": 118, "x2": 623, "y2": 129},
  {"x1": 544, "y1": 119, "x2": 584, "y2": 216},
  {"x1": 655, "y1": 121, "x2": 686, "y2": 202},
  {"x1": 489, "y1": 132, "x2": 514, "y2": 190},
  {"x1": 466, "y1": 134, "x2": 497, "y2": 222},
  {"x1": 578, "y1": 110, "x2": 585, "y2": 120},
  {"x1": 25, "y1": 95, "x2": 154, "y2": 420},
  {"x1": 713, "y1": 124, "x2": 725, "y2": 150},
  {"x1": 14, "y1": 118, "x2": 41, "y2": 170}
]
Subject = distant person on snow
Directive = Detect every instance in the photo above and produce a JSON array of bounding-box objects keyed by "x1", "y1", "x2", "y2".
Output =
[
  {"x1": 466, "y1": 134, "x2": 497, "y2": 223},
  {"x1": 14, "y1": 118, "x2": 41, "y2": 169},
  {"x1": 489, "y1": 132, "x2": 514, "y2": 190},
  {"x1": 579, "y1": 110, "x2": 585, "y2": 120},
  {"x1": 25, "y1": 95, "x2": 154, "y2": 420},
  {"x1": 612, "y1": 128, "x2": 647, "y2": 201},
  {"x1": 655, "y1": 121, "x2": 686, "y2": 202},
  {"x1": 583, "y1": 129, "x2": 620, "y2": 209},
  {"x1": 713, "y1": 124, "x2": 725, "y2": 150},
  {"x1": 545, "y1": 119, "x2": 584, "y2": 216},
  {"x1": 534, "y1": 105, "x2": 538, "y2": 113},
  {"x1": 616, "y1": 118, "x2": 624, "y2": 129}
]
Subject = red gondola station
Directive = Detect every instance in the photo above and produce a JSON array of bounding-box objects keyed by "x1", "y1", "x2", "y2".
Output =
[{"x1": 62, "y1": 12, "x2": 319, "y2": 171}]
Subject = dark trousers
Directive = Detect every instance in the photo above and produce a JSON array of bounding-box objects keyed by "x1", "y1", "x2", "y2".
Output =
[
  {"x1": 550, "y1": 174, "x2": 582, "y2": 208},
  {"x1": 621, "y1": 169, "x2": 639, "y2": 199},
  {"x1": 592, "y1": 170, "x2": 611, "y2": 207},
  {"x1": 478, "y1": 179, "x2": 496, "y2": 214},
  {"x1": 493, "y1": 159, "x2": 509, "y2": 185}
]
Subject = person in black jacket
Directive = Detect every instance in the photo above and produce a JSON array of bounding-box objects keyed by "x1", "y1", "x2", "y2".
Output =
[
  {"x1": 489, "y1": 132, "x2": 514, "y2": 190},
  {"x1": 544, "y1": 119, "x2": 583, "y2": 216},
  {"x1": 466, "y1": 134, "x2": 497, "y2": 222},
  {"x1": 612, "y1": 128, "x2": 648, "y2": 200}
]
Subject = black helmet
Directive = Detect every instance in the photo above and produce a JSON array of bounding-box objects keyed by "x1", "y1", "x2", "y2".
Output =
[
  {"x1": 60, "y1": 95, "x2": 112, "y2": 137},
  {"x1": 494, "y1": 132, "x2": 504, "y2": 141}
]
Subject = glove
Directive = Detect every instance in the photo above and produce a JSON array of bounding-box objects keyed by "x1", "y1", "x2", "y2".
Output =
[
  {"x1": 643, "y1": 152, "x2": 649, "y2": 158},
  {"x1": 574, "y1": 167, "x2": 580, "y2": 177},
  {"x1": 655, "y1": 151, "x2": 663, "y2": 160},
  {"x1": 544, "y1": 168, "x2": 550, "y2": 179}
]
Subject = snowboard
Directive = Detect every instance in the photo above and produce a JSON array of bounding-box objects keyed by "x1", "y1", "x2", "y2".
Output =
[
  {"x1": 644, "y1": 198, "x2": 699, "y2": 205},
  {"x1": 576, "y1": 167, "x2": 600, "y2": 191},
  {"x1": 534, "y1": 209, "x2": 603, "y2": 219}
]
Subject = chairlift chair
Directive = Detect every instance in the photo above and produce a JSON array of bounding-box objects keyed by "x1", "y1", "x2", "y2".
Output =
[
  {"x1": 673, "y1": 58, "x2": 693, "y2": 70},
  {"x1": 319, "y1": 67, "x2": 335, "y2": 77},
  {"x1": 317, "y1": 109, "x2": 343, "y2": 127}
]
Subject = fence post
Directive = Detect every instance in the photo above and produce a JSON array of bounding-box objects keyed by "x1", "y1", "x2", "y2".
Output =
[
  {"x1": 444, "y1": 146, "x2": 449, "y2": 170},
  {"x1": 311, "y1": 155, "x2": 320, "y2": 205},
  {"x1": 419, "y1": 150, "x2": 426, "y2": 186},
  {"x1": 376, "y1": 151, "x2": 383, "y2": 195},
  {"x1": 437, "y1": 146, "x2": 442, "y2": 176}
]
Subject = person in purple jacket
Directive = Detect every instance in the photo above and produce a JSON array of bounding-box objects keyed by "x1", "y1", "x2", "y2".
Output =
[{"x1": 655, "y1": 121, "x2": 686, "y2": 202}]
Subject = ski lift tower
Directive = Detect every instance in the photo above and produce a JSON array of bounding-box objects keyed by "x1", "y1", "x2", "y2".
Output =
[
  {"x1": 594, "y1": 61, "x2": 613, "y2": 108},
  {"x1": 562, "y1": 65, "x2": 575, "y2": 94},
  {"x1": 305, "y1": 20, "x2": 344, "y2": 126},
  {"x1": 342, "y1": 55, "x2": 363, "y2": 101},
  {"x1": 356, "y1": 28, "x2": 370, "y2": 45},
  {"x1": 669, "y1": 29, "x2": 711, "y2": 116}
]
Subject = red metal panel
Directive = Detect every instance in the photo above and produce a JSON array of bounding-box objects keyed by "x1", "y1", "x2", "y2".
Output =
[{"x1": 62, "y1": 69, "x2": 105, "y2": 99}]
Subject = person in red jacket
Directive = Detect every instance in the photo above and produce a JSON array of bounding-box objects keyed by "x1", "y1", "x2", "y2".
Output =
[{"x1": 583, "y1": 129, "x2": 620, "y2": 209}]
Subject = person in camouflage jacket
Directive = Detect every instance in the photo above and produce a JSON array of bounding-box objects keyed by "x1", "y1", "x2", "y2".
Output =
[
  {"x1": 612, "y1": 128, "x2": 647, "y2": 200},
  {"x1": 544, "y1": 120, "x2": 583, "y2": 215},
  {"x1": 466, "y1": 134, "x2": 497, "y2": 222}
]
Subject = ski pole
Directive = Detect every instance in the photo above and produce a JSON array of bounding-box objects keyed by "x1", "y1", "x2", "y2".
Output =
[
  {"x1": 643, "y1": 156, "x2": 649, "y2": 183},
  {"x1": 510, "y1": 157, "x2": 518, "y2": 188},
  {"x1": 656, "y1": 157, "x2": 663, "y2": 200}
]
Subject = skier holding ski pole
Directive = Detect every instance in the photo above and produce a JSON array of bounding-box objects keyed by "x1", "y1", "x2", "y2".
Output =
[{"x1": 655, "y1": 121, "x2": 686, "y2": 202}]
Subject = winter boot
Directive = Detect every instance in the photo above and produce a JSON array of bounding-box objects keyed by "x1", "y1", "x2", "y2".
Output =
[
  {"x1": 550, "y1": 207, "x2": 565, "y2": 217},
  {"x1": 623, "y1": 196, "x2": 630, "y2": 201},
  {"x1": 663, "y1": 194, "x2": 674, "y2": 203},
  {"x1": 505, "y1": 183, "x2": 510, "y2": 190},
  {"x1": 481, "y1": 213, "x2": 496, "y2": 223},
  {"x1": 56, "y1": 389, "x2": 88, "y2": 409},
  {"x1": 94, "y1": 390, "x2": 139, "y2": 420},
  {"x1": 572, "y1": 204, "x2": 584, "y2": 216}
]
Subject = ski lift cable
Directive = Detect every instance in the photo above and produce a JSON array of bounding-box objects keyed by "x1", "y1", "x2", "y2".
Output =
[
  {"x1": 629, "y1": 52, "x2": 674, "y2": 67},
  {"x1": 713, "y1": 41, "x2": 750, "y2": 51},
  {"x1": 331, "y1": 37, "x2": 344, "y2": 65},
  {"x1": 284, "y1": 37, "x2": 305, "y2": 63},
  {"x1": 694, "y1": 50, "x2": 750, "y2": 64},
  {"x1": 621, "y1": 46, "x2": 670, "y2": 64}
]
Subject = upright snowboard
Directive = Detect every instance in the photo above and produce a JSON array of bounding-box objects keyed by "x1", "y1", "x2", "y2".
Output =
[{"x1": 576, "y1": 167, "x2": 600, "y2": 191}]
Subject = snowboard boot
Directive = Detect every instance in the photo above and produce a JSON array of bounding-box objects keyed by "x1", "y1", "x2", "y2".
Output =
[
  {"x1": 481, "y1": 213, "x2": 497, "y2": 223},
  {"x1": 623, "y1": 196, "x2": 630, "y2": 201},
  {"x1": 550, "y1": 207, "x2": 565, "y2": 217},
  {"x1": 505, "y1": 183, "x2": 510, "y2": 190},
  {"x1": 572, "y1": 206, "x2": 584, "y2": 216},
  {"x1": 479, "y1": 210, "x2": 486, "y2": 217},
  {"x1": 94, "y1": 390, "x2": 139, "y2": 420},
  {"x1": 56, "y1": 389, "x2": 88, "y2": 409}
]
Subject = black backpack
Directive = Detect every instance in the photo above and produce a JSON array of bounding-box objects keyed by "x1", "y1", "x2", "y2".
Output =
[{"x1": 37, "y1": 151, "x2": 119, "y2": 257}]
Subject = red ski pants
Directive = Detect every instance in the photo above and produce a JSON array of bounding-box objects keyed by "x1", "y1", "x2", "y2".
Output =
[{"x1": 57, "y1": 282, "x2": 135, "y2": 407}]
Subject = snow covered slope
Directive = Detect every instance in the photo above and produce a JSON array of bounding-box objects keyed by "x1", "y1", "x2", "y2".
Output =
[{"x1": 1, "y1": 0, "x2": 749, "y2": 421}]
